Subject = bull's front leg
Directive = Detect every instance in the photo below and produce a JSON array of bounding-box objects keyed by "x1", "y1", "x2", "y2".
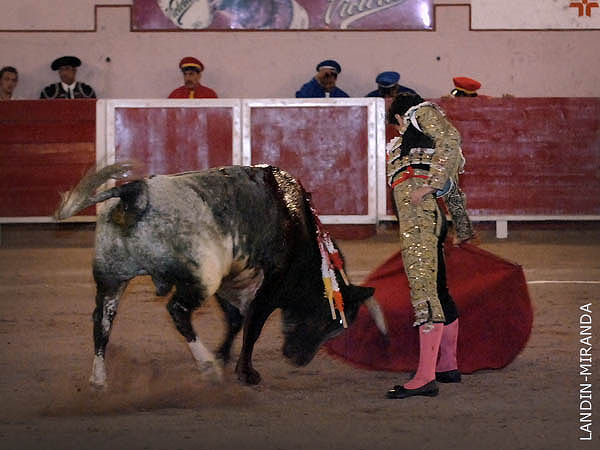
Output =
[
  {"x1": 90, "y1": 279, "x2": 128, "y2": 389},
  {"x1": 167, "y1": 287, "x2": 223, "y2": 382},
  {"x1": 235, "y1": 299, "x2": 275, "y2": 385}
]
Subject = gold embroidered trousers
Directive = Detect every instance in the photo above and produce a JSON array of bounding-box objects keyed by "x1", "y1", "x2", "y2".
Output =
[{"x1": 393, "y1": 173, "x2": 446, "y2": 327}]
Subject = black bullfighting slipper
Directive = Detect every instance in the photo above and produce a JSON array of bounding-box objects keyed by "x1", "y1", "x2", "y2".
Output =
[
  {"x1": 386, "y1": 380, "x2": 439, "y2": 399},
  {"x1": 436, "y1": 369, "x2": 462, "y2": 383}
]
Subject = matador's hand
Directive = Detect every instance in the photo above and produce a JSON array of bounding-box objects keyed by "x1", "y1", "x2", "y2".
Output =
[{"x1": 410, "y1": 186, "x2": 435, "y2": 205}]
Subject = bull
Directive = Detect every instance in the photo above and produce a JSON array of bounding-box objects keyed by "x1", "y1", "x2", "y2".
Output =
[{"x1": 56, "y1": 163, "x2": 387, "y2": 387}]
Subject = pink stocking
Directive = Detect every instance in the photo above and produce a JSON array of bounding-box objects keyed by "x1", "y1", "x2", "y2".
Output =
[
  {"x1": 437, "y1": 319, "x2": 459, "y2": 372},
  {"x1": 404, "y1": 323, "x2": 443, "y2": 389}
]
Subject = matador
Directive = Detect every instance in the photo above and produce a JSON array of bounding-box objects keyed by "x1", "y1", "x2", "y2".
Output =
[{"x1": 385, "y1": 93, "x2": 469, "y2": 399}]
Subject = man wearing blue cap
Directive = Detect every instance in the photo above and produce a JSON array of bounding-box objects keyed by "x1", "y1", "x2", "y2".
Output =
[
  {"x1": 296, "y1": 60, "x2": 349, "y2": 98},
  {"x1": 366, "y1": 71, "x2": 417, "y2": 98}
]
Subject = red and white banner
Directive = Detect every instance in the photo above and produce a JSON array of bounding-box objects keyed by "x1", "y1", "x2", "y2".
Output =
[
  {"x1": 471, "y1": 0, "x2": 600, "y2": 30},
  {"x1": 133, "y1": 0, "x2": 433, "y2": 30}
]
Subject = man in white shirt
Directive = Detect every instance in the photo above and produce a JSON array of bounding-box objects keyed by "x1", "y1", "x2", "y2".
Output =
[{"x1": 40, "y1": 56, "x2": 96, "y2": 99}]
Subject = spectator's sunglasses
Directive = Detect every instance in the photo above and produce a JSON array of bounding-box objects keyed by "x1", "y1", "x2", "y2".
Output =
[{"x1": 323, "y1": 71, "x2": 338, "y2": 79}]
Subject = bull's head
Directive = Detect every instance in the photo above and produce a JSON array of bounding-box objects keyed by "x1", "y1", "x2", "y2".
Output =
[{"x1": 281, "y1": 284, "x2": 378, "y2": 366}]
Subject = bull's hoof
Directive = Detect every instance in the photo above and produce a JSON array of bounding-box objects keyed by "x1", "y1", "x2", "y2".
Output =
[
  {"x1": 89, "y1": 376, "x2": 107, "y2": 391},
  {"x1": 198, "y1": 360, "x2": 224, "y2": 383},
  {"x1": 216, "y1": 348, "x2": 231, "y2": 364},
  {"x1": 236, "y1": 366, "x2": 261, "y2": 385},
  {"x1": 89, "y1": 356, "x2": 107, "y2": 390}
]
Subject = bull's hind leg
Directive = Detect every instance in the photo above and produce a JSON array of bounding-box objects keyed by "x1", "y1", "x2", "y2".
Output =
[
  {"x1": 90, "y1": 278, "x2": 128, "y2": 389},
  {"x1": 215, "y1": 294, "x2": 244, "y2": 364},
  {"x1": 167, "y1": 285, "x2": 223, "y2": 382}
]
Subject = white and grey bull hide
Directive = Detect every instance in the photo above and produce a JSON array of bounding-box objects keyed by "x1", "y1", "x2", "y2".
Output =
[{"x1": 56, "y1": 163, "x2": 387, "y2": 388}]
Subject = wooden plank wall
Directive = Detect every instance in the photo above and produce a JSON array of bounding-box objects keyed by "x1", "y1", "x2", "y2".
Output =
[
  {"x1": 249, "y1": 106, "x2": 370, "y2": 216},
  {"x1": 384, "y1": 97, "x2": 600, "y2": 217},
  {"x1": 440, "y1": 97, "x2": 600, "y2": 216},
  {"x1": 0, "y1": 100, "x2": 96, "y2": 217},
  {"x1": 2, "y1": 98, "x2": 599, "y2": 221},
  {"x1": 114, "y1": 107, "x2": 234, "y2": 174}
]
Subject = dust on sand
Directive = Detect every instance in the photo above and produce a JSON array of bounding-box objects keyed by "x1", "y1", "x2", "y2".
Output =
[{"x1": 0, "y1": 222, "x2": 598, "y2": 450}]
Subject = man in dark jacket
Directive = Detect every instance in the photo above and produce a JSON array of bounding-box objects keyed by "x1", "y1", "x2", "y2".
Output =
[
  {"x1": 366, "y1": 71, "x2": 417, "y2": 98},
  {"x1": 296, "y1": 60, "x2": 349, "y2": 98},
  {"x1": 40, "y1": 56, "x2": 96, "y2": 99}
]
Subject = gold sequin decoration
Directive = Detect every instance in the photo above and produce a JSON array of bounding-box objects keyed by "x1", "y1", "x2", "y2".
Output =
[
  {"x1": 412, "y1": 106, "x2": 462, "y2": 190},
  {"x1": 445, "y1": 181, "x2": 475, "y2": 243},
  {"x1": 386, "y1": 103, "x2": 466, "y2": 327},
  {"x1": 272, "y1": 167, "x2": 307, "y2": 230},
  {"x1": 392, "y1": 177, "x2": 445, "y2": 326}
]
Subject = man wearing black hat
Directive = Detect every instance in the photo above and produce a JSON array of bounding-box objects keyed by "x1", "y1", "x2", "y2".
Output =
[
  {"x1": 366, "y1": 71, "x2": 417, "y2": 98},
  {"x1": 40, "y1": 56, "x2": 96, "y2": 99},
  {"x1": 296, "y1": 60, "x2": 349, "y2": 98}
]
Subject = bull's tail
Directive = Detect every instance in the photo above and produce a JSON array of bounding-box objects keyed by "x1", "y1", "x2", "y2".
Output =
[{"x1": 54, "y1": 162, "x2": 135, "y2": 220}]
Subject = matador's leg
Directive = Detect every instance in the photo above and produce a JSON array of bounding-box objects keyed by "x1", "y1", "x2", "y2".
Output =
[
  {"x1": 393, "y1": 178, "x2": 445, "y2": 326},
  {"x1": 387, "y1": 178, "x2": 445, "y2": 398}
]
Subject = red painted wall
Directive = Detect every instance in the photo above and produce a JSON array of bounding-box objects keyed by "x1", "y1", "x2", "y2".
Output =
[
  {"x1": 439, "y1": 97, "x2": 600, "y2": 216},
  {"x1": 114, "y1": 107, "x2": 234, "y2": 174},
  {"x1": 0, "y1": 100, "x2": 96, "y2": 217},
  {"x1": 2, "y1": 98, "x2": 599, "y2": 220},
  {"x1": 385, "y1": 97, "x2": 600, "y2": 216},
  {"x1": 249, "y1": 106, "x2": 370, "y2": 215}
]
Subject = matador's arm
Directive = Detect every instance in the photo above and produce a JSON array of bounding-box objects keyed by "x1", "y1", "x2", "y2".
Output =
[{"x1": 413, "y1": 106, "x2": 462, "y2": 190}]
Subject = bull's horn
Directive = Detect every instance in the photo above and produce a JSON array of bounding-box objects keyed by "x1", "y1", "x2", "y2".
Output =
[{"x1": 364, "y1": 296, "x2": 388, "y2": 337}]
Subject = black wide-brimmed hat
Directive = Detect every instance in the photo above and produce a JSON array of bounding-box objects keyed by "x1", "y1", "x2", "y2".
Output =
[{"x1": 51, "y1": 56, "x2": 82, "y2": 71}]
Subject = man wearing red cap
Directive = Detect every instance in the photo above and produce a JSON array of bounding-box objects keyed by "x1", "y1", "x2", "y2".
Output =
[
  {"x1": 451, "y1": 77, "x2": 483, "y2": 98},
  {"x1": 168, "y1": 57, "x2": 218, "y2": 99}
]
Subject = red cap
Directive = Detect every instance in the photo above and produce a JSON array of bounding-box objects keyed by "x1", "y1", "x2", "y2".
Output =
[
  {"x1": 452, "y1": 77, "x2": 481, "y2": 94},
  {"x1": 179, "y1": 57, "x2": 204, "y2": 72}
]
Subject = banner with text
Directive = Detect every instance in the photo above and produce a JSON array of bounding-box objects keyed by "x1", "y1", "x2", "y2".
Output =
[{"x1": 133, "y1": 0, "x2": 433, "y2": 30}]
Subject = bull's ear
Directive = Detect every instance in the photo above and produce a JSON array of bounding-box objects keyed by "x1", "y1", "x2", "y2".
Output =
[{"x1": 347, "y1": 285, "x2": 375, "y2": 304}]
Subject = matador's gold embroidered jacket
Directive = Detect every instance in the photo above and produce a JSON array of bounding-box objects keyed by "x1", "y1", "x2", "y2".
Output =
[
  {"x1": 386, "y1": 102, "x2": 463, "y2": 191},
  {"x1": 386, "y1": 102, "x2": 466, "y2": 326}
]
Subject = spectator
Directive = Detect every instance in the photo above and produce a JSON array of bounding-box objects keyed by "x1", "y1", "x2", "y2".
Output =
[
  {"x1": 168, "y1": 57, "x2": 218, "y2": 99},
  {"x1": 450, "y1": 76, "x2": 510, "y2": 98},
  {"x1": 450, "y1": 77, "x2": 483, "y2": 97},
  {"x1": 296, "y1": 60, "x2": 349, "y2": 98},
  {"x1": 0, "y1": 66, "x2": 19, "y2": 100},
  {"x1": 40, "y1": 56, "x2": 96, "y2": 99},
  {"x1": 366, "y1": 71, "x2": 417, "y2": 98}
]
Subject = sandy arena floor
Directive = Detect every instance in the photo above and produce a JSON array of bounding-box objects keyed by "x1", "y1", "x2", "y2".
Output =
[{"x1": 0, "y1": 222, "x2": 598, "y2": 450}]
